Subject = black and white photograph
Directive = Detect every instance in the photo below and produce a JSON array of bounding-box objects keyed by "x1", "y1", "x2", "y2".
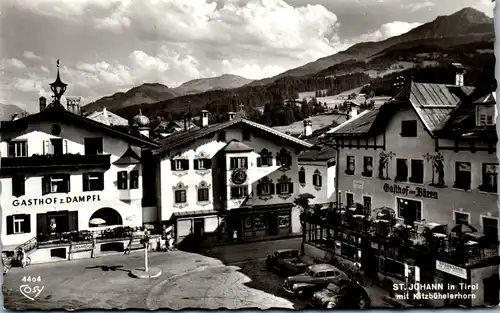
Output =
[{"x1": 0, "y1": 0, "x2": 498, "y2": 310}]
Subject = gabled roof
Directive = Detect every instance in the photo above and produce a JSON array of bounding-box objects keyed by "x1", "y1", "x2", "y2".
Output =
[
  {"x1": 222, "y1": 140, "x2": 254, "y2": 153},
  {"x1": 113, "y1": 147, "x2": 142, "y2": 165},
  {"x1": 327, "y1": 109, "x2": 379, "y2": 136},
  {"x1": 87, "y1": 109, "x2": 128, "y2": 127},
  {"x1": 153, "y1": 117, "x2": 313, "y2": 156},
  {"x1": 298, "y1": 146, "x2": 336, "y2": 161},
  {"x1": 0, "y1": 106, "x2": 158, "y2": 148}
]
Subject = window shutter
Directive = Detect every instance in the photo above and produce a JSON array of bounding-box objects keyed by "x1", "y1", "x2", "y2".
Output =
[
  {"x1": 276, "y1": 183, "x2": 281, "y2": 194},
  {"x1": 8, "y1": 142, "x2": 15, "y2": 157},
  {"x1": 318, "y1": 176, "x2": 322, "y2": 187},
  {"x1": 6, "y1": 215, "x2": 13, "y2": 235},
  {"x1": 194, "y1": 160, "x2": 199, "y2": 170},
  {"x1": 42, "y1": 176, "x2": 50, "y2": 195},
  {"x1": 98, "y1": 172, "x2": 105, "y2": 190},
  {"x1": 269, "y1": 184, "x2": 275, "y2": 194},
  {"x1": 82, "y1": 174, "x2": 89, "y2": 192},
  {"x1": 44, "y1": 140, "x2": 50, "y2": 155},
  {"x1": 65, "y1": 175, "x2": 71, "y2": 193},
  {"x1": 257, "y1": 157, "x2": 261, "y2": 167},
  {"x1": 36, "y1": 213, "x2": 47, "y2": 237},
  {"x1": 182, "y1": 159, "x2": 189, "y2": 170},
  {"x1": 256, "y1": 184, "x2": 262, "y2": 196},
  {"x1": 68, "y1": 211, "x2": 78, "y2": 232},
  {"x1": 170, "y1": 160, "x2": 176, "y2": 170},
  {"x1": 205, "y1": 159, "x2": 212, "y2": 169},
  {"x1": 288, "y1": 182, "x2": 294, "y2": 193},
  {"x1": 23, "y1": 214, "x2": 31, "y2": 233}
]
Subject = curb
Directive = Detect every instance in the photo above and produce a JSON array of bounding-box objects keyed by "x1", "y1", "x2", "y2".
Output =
[
  {"x1": 199, "y1": 234, "x2": 302, "y2": 248},
  {"x1": 131, "y1": 267, "x2": 162, "y2": 279},
  {"x1": 382, "y1": 295, "x2": 413, "y2": 308}
]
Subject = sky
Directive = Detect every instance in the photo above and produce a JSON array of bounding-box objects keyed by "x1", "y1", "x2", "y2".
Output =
[{"x1": 0, "y1": 0, "x2": 495, "y2": 112}]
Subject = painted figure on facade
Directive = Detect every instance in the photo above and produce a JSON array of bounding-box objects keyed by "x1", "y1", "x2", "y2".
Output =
[
  {"x1": 424, "y1": 152, "x2": 446, "y2": 187},
  {"x1": 378, "y1": 151, "x2": 395, "y2": 179}
]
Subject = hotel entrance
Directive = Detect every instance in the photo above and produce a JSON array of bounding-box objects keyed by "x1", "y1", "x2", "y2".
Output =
[{"x1": 396, "y1": 198, "x2": 422, "y2": 225}]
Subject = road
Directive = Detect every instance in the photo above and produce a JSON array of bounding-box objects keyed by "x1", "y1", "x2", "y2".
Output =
[{"x1": 3, "y1": 238, "x2": 391, "y2": 310}]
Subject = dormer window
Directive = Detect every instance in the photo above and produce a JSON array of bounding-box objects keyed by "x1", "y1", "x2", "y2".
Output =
[{"x1": 476, "y1": 105, "x2": 495, "y2": 126}]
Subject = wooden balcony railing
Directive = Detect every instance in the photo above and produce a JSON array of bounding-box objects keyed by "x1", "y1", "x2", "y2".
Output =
[{"x1": 0, "y1": 154, "x2": 111, "y2": 174}]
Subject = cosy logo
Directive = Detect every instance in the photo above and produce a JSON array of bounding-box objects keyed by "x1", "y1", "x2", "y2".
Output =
[{"x1": 19, "y1": 285, "x2": 44, "y2": 301}]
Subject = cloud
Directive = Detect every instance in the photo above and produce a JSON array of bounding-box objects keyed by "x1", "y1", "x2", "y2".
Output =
[
  {"x1": 0, "y1": 58, "x2": 27, "y2": 69},
  {"x1": 22, "y1": 51, "x2": 41, "y2": 60},
  {"x1": 357, "y1": 21, "x2": 422, "y2": 42},
  {"x1": 401, "y1": 1, "x2": 435, "y2": 12}
]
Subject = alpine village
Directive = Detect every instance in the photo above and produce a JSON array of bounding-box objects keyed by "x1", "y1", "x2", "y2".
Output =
[{"x1": 1, "y1": 6, "x2": 499, "y2": 310}]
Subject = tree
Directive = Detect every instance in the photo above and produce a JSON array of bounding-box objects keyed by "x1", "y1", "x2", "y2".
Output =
[{"x1": 294, "y1": 193, "x2": 316, "y2": 224}]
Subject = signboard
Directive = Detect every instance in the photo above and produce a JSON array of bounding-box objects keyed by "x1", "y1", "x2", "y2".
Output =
[
  {"x1": 13, "y1": 195, "x2": 101, "y2": 207},
  {"x1": 353, "y1": 180, "x2": 364, "y2": 190},
  {"x1": 70, "y1": 243, "x2": 94, "y2": 253},
  {"x1": 436, "y1": 260, "x2": 467, "y2": 279},
  {"x1": 383, "y1": 183, "x2": 438, "y2": 200}
]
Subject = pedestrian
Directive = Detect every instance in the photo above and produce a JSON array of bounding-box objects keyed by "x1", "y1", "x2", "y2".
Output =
[
  {"x1": 166, "y1": 232, "x2": 174, "y2": 251},
  {"x1": 232, "y1": 230, "x2": 238, "y2": 243}
]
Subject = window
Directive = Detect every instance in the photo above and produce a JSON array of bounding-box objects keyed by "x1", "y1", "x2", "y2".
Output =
[
  {"x1": 401, "y1": 120, "x2": 417, "y2": 137},
  {"x1": 82, "y1": 172, "x2": 104, "y2": 191},
  {"x1": 12, "y1": 175, "x2": 25, "y2": 197},
  {"x1": 175, "y1": 190, "x2": 187, "y2": 203},
  {"x1": 6, "y1": 214, "x2": 30, "y2": 235},
  {"x1": 257, "y1": 178, "x2": 274, "y2": 196},
  {"x1": 117, "y1": 171, "x2": 128, "y2": 190},
  {"x1": 410, "y1": 160, "x2": 424, "y2": 184},
  {"x1": 454, "y1": 212, "x2": 469, "y2": 225},
  {"x1": 480, "y1": 164, "x2": 498, "y2": 193},
  {"x1": 345, "y1": 156, "x2": 355, "y2": 175},
  {"x1": 42, "y1": 175, "x2": 70, "y2": 195},
  {"x1": 171, "y1": 159, "x2": 189, "y2": 171},
  {"x1": 230, "y1": 186, "x2": 248, "y2": 199},
  {"x1": 242, "y1": 130, "x2": 251, "y2": 141},
  {"x1": 362, "y1": 156, "x2": 373, "y2": 177},
  {"x1": 395, "y1": 159, "x2": 408, "y2": 182},
  {"x1": 197, "y1": 188, "x2": 209, "y2": 202},
  {"x1": 50, "y1": 138, "x2": 64, "y2": 155},
  {"x1": 84, "y1": 138, "x2": 103, "y2": 155},
  {"x1": 298, "y1": 167, "x2": 306, "y2": 184},
  {"x1": 257, "y1": 149, "x2": 273, "y2": 167},
  {"x1": 397, "y1": 198, "x2": 422, "y2": 225},
  {"x1": 277, "y1": 182, "x2": 293, "y2": 195},
  {"x1": 194, "y1": 158, "x2": 212, "y2": 170},
  {"x1": 313, "y1": 170, "x2": 322, "y2": 187},
  {"x1": 363, "y1": 196, "x2": 372, "y2": 214},
  {"x1": 346, "y1": 193, "x2": 354, "y2": 207},
  {"x1": 276, "y1": 149, "x2": 292, "y2": 167},
  {"x1": 8, "y1": 140, "x2": 27, "y2": 157},
  {"x1": 130, "y1": 170, "x2": 139, "y2": 189},
  {"x1": 454, "y1": 162, "x2": 471, "y2": 190},
  {"x1": 218, "y1": 130, "x2": 226, "y2": 141},
  {"x1": 230, "y1": 157, "x2": 248, "y2": 169},
  {"x1": 482, "y1": 217, "x2": 499, "y2": 244}
]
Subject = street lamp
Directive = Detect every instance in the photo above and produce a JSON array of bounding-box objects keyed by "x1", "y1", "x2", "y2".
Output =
[
  {"x1": 140, "y1": 234, "x2": 150, "y2": 272},
  {"x1": 50, "y1": 59, "x2": 67, "y2": 107}
]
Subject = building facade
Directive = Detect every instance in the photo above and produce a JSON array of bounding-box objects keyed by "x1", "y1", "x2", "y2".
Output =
[{"x1": 151, "y1": 112, "x2": 313, "y2": 245}]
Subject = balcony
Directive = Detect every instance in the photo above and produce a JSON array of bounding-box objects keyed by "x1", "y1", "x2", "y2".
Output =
[
  {"x1": 0, "y1": 153, "x2": 111, "y2": 174},
  {"x1": 117, "y1": 188, "x2": 142, "y2": 201}
]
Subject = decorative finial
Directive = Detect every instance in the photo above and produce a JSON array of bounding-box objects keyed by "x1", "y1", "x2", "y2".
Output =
[{"x1": 57, "y1": 59, "x2": 60, "y2": 68}]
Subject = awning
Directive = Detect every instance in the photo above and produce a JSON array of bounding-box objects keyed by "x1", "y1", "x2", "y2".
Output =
[{"x1": 171, "y1": 209, "x2": 219, "y2": 219}]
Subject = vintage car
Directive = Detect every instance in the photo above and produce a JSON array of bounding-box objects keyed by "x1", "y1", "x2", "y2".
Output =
[
  {"x1": 310, "y1": 279, "x2": 371, "y2": 309},
  {"x1": 282, "y1": 264, "x2": 348, "y2": 297},
  {"x1": 266, "y1": 249, "x2": 312, "y2": 276}
]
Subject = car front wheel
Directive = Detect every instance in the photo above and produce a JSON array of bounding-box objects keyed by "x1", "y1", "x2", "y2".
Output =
[
  {"x1": 326, "y1": 302, "x2": 336, "y2": 309},
  {"x1": 358, "y1": 297, "x2": 367, "y2": 309}
]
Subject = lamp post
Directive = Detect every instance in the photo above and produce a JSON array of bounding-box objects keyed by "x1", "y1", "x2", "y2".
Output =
[
  {"x1": 141, "y1": 234, "x2": 150, "y2": 272},
  {"x1": 50, "y1": 59, "x2": 68, "y2": 107}
]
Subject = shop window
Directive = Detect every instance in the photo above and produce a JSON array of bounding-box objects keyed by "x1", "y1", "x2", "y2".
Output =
[
  {"x1": 84, "y1": 137, "x2": 103, "y2": 155},
  {"x1": 12, "y1": 175, "x2": 25, "y2": 197},
  {"x1": 117, "y1": 171, "x2": 128, "y2": 190},
  {"x1": 8, "y1": 140, "x2": 27, "y2": 157},
  {"x1": 171, "y1": 159, "x2": 189, "y2": 171},
  {"x1": 197, "y1": 188, "x2": 209, "y2": 202},
  {"x1": 298, "y1": 167, "x2": 306, "y2": 184},
  {"x1": 194, "y1": 158, "x2": 212, "y2": 170},
  {"x1": 346, "y1": 193, "x2": 354, "y2": 207},
  {"x1": 362, "y1": 156, "x2": 373, "y2": 177},
  {"x1": 82, "y1": 172, "x2": 104, "y2": 191},
  {"x1": 174, "y1": 190, "x2": 187, "y2": 203},
  {"x1": 256, "y1": 177, "x2": 274, "y2": 196},
  {"x1": 401, "y1": 120, "x2": 417, "y2": 137},
  {"x1": 454, "y1": 162, "x2": 471, "y2": 190},
  {"x1": 363, "y1": 196, "x2": 372, "y2": 215},
  {"x1": 409, "y1": 159, "x2": 424, "y2": 184},
  {"x1": 6, "y1": 214, "x2": 31, "y2": 235},
  {"x1": 129, "y1": 170, "x2": 139, "y2": 189},
  {"x1": 397, "y1": 198, "x2": 422, "y2": 225},
  {"x1": 345, "y1": 156, "x2": 355, "y2": 175},
  {"x1": 454, "y1": 211, "x2": 470, "y2": 225},
  {"x1": 254, "y1": 214, "x2": 265, "y2": 229},
  {"x1": 479, "y1": 163, "x2": 498, "y2": 193},
  {"x1": 230, "y1": 157, "x2": 248, "y2": 169},
  {"x1": 42, "y1": 174, "x2": 70, "y2": 195},
  {"x1": 243, "y1": 216, "x2": 253, "y2": 229},
  {"x1": 395, "y1": 159, "x2": 408, "y2": 182},
  {"x1": 482, "y1": 217, "x2": 499, "y2": 244},
  {"x1": 278, "y1": 214, "x2": 290, "y2": 228},
  {"x1": 276, "y1": 148, "x2": 292, "y2": 167},
  {"x1": 230, "y1": 186, "x2": 248, "y2": 199},
  {"x1": 257, "y1": 149, "x2": 273, "y2": 167},
  {"x1": 313, "y1": 170, "x2": 322, "y2": 187}
]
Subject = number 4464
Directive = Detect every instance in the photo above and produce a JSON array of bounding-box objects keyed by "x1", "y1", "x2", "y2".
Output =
[{"x1": 22, "y1": 276, "x2": 41, "y2": 282}]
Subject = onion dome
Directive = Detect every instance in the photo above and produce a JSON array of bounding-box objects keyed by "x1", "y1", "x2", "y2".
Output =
[{"x1": 133, "y1": 109, "x2": 150, "y2": 127}]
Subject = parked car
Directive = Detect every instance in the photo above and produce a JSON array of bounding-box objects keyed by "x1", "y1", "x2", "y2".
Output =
[
  {"x1": 310, "y1": 279, "x2": 371, "y2": 309},
  {"x1": 266, "y1": 249, "x2": 312, "y2": 276},
  {"x1": 282, "y1": 264, "x2": 348, "y2": 297}
]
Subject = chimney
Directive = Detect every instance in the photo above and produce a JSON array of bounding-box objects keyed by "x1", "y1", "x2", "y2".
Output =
[
  {"x1": 349, "y1": 105, "x2": 358, "y2": 120},
  {"x1": 184, "y1": 114, "x2": 188, "y2": 131},
  {"x1": 39, "y1": 96, "x2": 47, "y2": 112},
  {"x1": 303, "y1": 119, "x2": 312, "y2": 137},
  {"x1": 201, "y1": 110, "x2": 209, "y2": 127},
  {"x1": 11, "y1": 113, "x2": 19, "y2": 121},
  {"x1": 103, "y1": 107, "x2": 108, "y2": 118},
  {"x1": 228, "y1": 112, "x2": 236, "y2": 121},
  {"x1": 452, "y1": 63, "x2": 465, "y2": 86}
]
